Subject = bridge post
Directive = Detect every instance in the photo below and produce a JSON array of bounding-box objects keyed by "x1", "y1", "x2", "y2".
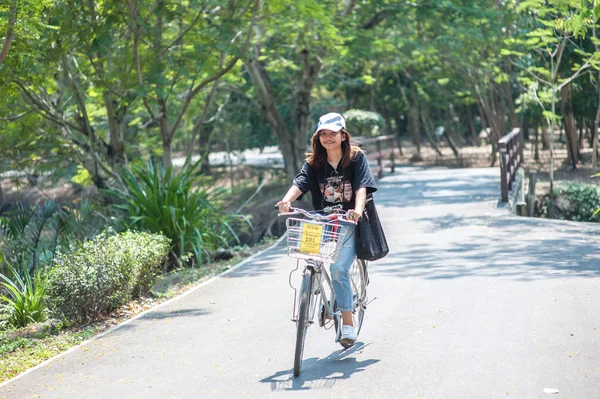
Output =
[
  {"x1": 376, "y1": 140, "x2": 383, "y2": 179},
  {"x1": 498, "y1": 128, "x2": 521, "y2": 202},
  {"x1": 499, "y1": 141, "x2": 509, "y2": 202}
]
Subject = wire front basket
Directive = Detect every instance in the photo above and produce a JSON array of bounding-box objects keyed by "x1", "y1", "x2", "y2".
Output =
[{"x1": 285, "y1": 217, "x2": 348, "y2": 263}]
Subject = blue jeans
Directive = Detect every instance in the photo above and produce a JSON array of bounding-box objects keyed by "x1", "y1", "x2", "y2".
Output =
[{"x1": 329, "y1": 222, "x2": 356, "y2": 312}]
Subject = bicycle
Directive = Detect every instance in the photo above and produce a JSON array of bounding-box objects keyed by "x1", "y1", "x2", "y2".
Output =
[{"x1": 277, "y1": 205, "x2": 370, "y2": 377}]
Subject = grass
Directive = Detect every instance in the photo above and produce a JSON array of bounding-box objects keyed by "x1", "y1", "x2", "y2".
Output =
[
  {"x1": 0, "y1": 237, "x2": 279, "y2": 383},
  {"x1": 0, "y1": 323, "x2": 100, "y2": 381}
]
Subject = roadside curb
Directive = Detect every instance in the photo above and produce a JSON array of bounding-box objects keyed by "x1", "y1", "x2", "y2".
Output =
[{"x1": 0, "y1": 235, "x2": 286, "y2": 388}]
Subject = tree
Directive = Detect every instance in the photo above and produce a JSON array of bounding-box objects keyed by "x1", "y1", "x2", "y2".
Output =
[
  {"x1": 0, "y1": 1, "x2": 54, "y2": 70},
  {"x1": 7, "y1": 0, "x2": 259, "y2": 191},
  {"x1": 507, "y1": 0, "x2": 598, "y2": 189},
  {"x1": 564, "y1": 0, "x2": 600, "y2": 169},
  {"x1": 126, "y1": 0, "x2": 259, "y2": 169},
  {"x1": 243, "y1": 0, "x2": 362, "y2": 181},
  {"x1": 0, "y1": 4, "x2": 16, "y2": 67}
]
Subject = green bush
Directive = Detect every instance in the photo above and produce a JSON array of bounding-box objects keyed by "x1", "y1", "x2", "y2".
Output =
[
  {"x1": 547, "y1": 184, "x2": 600, "y2": 222},
  {"x1": 0, "y1": 262, "x2": 48, "y2": 328},
  {"x1": 106, "y1": 158, "x2": 243, "y2": 267},
  {"x1": 343, "y1": 109, "x2": 385, "y2": 137},
  {"x1": 593, "y1": 173, "x2": 600, "y2": 218},
  {"x1": 47, "y1": 231, "x2": 170, "y2": 323}
]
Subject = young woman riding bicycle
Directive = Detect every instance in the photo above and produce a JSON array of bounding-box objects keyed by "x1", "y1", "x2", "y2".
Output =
[{"x1": 277, "y1": 112, "x2": 377, "y2": 347}]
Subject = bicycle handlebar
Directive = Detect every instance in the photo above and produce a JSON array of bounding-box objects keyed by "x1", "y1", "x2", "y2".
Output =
[{"x1": 276, "y1": 204, "x2": 355, "y2": 223}]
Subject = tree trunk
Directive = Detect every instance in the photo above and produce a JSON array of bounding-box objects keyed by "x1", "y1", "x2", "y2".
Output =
[
  {"x1": 420, "y1": 112, "x2": 443, "y2": 156},
  {"x1": 159, "y1": 104, "x2": 172, "y2": 169},
  {"x1": 187, "y1": 79, "x2": 221, "y2": 174},
  {"x1": 492, "y1": 83, "x2": 506, "y2": 138},
  {"x1": 578, "y1": 117, "x2": 584, "y2": 150},
  {"x1": 103, "y1": 91, "x2": 127, "y2": 167},
  {"x1": 471, "y1": 75, "x2": 502, "y2": 166},
  {"x1": 594, "y1": 69, "x2": 600, "y2": 170},
  {"x1": 476, "y1": 95, "x2": 500, "y2": 166},
  {"x1": 444, "y1": 129, "x2": 460, "y2": 158},
  {"x1": 293, "y1": 48, "x2": 323, "y2": 173},
  {"x1": 466, "y1": 105, "x2": 480, "y2": 146},
  {"x1": 541, "y1": 123, "x2": 550, "y2": 150},
  {"x1": 161, "y1": 137, "x2": 173, "y2": 169},
  {"x1": 521, "y1": 114, "x2": 530, "y2": 141},
  {"x1": 0, "y1": 6, "x2": 16, "y2": 67},
  {"x1": 594, "y1": 118, "x2": 600, "y2": 170},
  {"x1": 393, "y1": 115, "x2": 406, "y2": 156},
  {"x1": 245, "y1": 57, "x2": 304, "y2": 181},
  {"x1": 408, "y1": 107, "x2": 421, "y2": 153},
  {"x1": 534, "y1": 126, "x2": 540, "y2": 161},
  {"x1": 197, "y1": 126, "x2": 213, "y2": 175},
  {"x1": 560, "y1": 83, "x2": 578, "y2": 168},
  {"x1": 382, "y1": 108, "x2": 403, "y2": 156},
  {"x1": 503, "y1": 58, "x2": 518, "y2": 129},
  {"x1": 395, "y1": 75, "x2": 421, "y2": 154}
]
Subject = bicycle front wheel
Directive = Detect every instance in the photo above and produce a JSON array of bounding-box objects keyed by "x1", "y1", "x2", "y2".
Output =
[{"x1": 294, "y1": 270, "x2": 314, "y2": 377}]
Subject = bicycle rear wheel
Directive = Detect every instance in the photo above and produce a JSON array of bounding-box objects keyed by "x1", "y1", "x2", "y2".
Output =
[
  {"x1": 334, "y1": 258, "x2": 368, "y2": 349},
  {"x1": 294, "y1": 270, "x2": 314, "y2": 377}
]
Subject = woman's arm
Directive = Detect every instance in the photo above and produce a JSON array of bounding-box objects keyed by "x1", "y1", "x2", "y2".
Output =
[
  {"x1": 277, "y1": 186, "x2": 303, "y2": 212},
  {"x1": 349, "y1": 187, "x2": 367, "y2": 222}
]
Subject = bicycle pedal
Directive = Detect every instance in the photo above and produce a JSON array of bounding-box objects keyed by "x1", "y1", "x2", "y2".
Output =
[{"x1": 364, "y1": 296, "x2": 377, "y2": 308}]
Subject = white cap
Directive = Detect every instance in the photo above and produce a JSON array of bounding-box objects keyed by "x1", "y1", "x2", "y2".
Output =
[{"x1": 314, "y1": 112, "x2": 346, "y2": 134}]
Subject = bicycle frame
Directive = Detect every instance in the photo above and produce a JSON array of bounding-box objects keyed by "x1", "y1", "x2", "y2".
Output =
[{"x1": 289, "y1": 259, "x2": 342, "y2": 341}]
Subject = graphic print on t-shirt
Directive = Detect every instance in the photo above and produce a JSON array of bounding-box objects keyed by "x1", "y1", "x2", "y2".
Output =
[{"x1": 320, "y1": 172, "x2": 352, "y2": 203}]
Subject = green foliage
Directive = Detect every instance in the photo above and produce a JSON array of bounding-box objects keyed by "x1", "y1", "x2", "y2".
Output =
[
  {"x1": 106, "y1": 159, "x2": 240, "y2": 266},
  {"x1": 0, "y1": 201, "x2": 60, "y2": 274},
  {"x1": 0, "y1": 199, "x2": 108, "y2": 275},
  {"x1": 71, "y1": 166, "x2": 93, "y2": 186},
  {"x1": 0, "y1": 263, "x2": 48, "y2": 328},
  {"x1": 343, "y1": 109, "x2": 385, "y2": 137},
  {"x1": 47, "y1": 231, "x2": 170, "y2": 323},
  {"x1": 593, "y1": 173, "x2": 600, "y2": 218},
  {"x1": 547, "y1": 184, "x2": 600, "y2": 222}
]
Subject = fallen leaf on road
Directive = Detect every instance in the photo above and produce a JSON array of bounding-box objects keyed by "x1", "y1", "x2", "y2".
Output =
[{"x1": 543, "y1": 388, "x2": 559, "y2": 394}]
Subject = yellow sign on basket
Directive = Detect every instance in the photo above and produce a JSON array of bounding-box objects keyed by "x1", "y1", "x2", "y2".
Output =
[{"x1": 299, "y1": 223, "x2": 323, "y2": 255}]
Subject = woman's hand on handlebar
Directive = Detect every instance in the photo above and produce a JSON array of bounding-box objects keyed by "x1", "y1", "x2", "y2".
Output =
[
  {"x1": 276, "y1": 200, "x2": 291, "y2": 213},
  {"x1": 347, "y1": 209, "x2": 361, "y2": 223}
]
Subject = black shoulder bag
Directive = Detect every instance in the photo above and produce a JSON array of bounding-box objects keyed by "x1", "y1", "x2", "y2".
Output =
[{"x1": 355, "y1": 194, "x2": 389, "y2": 261}]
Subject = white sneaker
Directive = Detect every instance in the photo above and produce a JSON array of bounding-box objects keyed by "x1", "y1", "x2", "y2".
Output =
[{"x1": 340, "y1": 325, "x2": 357, "y2": 346}]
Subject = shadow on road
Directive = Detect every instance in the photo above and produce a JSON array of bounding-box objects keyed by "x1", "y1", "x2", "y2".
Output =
[
  {"x1": 375, "y1": 166, "x2": 500, "y2": 208},
  {"x1": 224, "y1": 245, "x2": 288, "y2": 278},
  {"x1": 260, "y1": 342, "x2": 380, "y2": 391},
  {"x1": 377, "y1": 212, "x2": 600, "y2": 281},
  {"x1": 142, "y1": 307, "x2": 212, "y2": 320}
]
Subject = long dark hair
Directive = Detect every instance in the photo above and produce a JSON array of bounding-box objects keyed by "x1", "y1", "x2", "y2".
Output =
[{"x1": 305, "y1": 129, "x2": 363, "y2": 170}]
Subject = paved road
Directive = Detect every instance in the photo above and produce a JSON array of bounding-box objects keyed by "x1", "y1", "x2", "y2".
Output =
[{"x1": 2, "y1": 166, "x2": 599, "y2": 399}]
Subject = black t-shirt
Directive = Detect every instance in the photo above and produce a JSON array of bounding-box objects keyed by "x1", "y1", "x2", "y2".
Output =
[{"x1": 293, "y1": 151, "x2": 377, "y2": 211}]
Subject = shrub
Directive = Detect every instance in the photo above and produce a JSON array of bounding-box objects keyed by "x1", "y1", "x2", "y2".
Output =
[
  {"x1": 106, "y1": 158, "x2": 243, "y2": 267},
  {"x1": 545, "y1": 184, "x2": 600, "y2": 222},
  {"x1": 47, "y1": 231, "x2": 170, "y2": 323},
  {"x1": 343, "y1": 109, "x2": 385, "y2": 137},
  {"x1": 0, "y1": 261, "x2": 48, "y2": 328}
]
